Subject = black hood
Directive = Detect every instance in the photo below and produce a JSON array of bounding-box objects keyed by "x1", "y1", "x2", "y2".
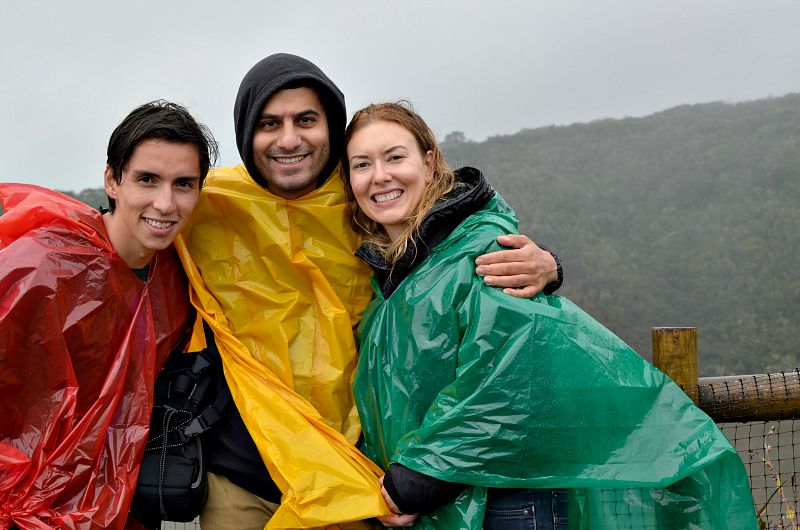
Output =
[{"x1": 234, "y1": 53, "x2": 346, "y2": 189}]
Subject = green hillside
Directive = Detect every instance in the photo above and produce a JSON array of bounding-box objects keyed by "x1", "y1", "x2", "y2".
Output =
[
  {"x1": 61, "y1": 188, "x2": 108, "y2": 211},
  {"x1": 443, "y1": 93, "x2": 800, "y2": 376}
]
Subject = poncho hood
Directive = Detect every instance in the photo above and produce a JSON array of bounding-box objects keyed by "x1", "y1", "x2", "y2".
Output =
[{"x1": 234, "y1": 53, "x2": 346, "y2": 189}]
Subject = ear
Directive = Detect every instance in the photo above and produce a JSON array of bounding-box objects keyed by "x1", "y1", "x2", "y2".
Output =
[
  {"x1": 424, "y1": 150, "x2": 434, "y2": 184},
  {"x1": 103, "y1": 165, "x2": 119, "y2": 199}
]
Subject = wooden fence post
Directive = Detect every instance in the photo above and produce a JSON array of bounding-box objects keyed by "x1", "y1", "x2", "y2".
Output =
[{"x1": 652, "y1": 327, "x2": 698, "y2": 404}]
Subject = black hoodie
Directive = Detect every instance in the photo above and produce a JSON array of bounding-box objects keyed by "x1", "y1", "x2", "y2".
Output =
[{"x1": 234, "y1": 53, "x2": 346, "y2": 188}]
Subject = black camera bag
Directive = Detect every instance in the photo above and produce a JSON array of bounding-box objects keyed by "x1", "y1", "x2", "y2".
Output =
[{"x1": 130, "y1": 321, "x2": 229, "y2": 523}]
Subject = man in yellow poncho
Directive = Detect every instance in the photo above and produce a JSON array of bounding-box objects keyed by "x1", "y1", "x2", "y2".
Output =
[{"x1": 174, "y1": 53, "x2": 562, "y2": 529}]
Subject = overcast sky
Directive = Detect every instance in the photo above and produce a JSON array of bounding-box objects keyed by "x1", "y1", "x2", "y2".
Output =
[{"x1": 2, "y1": 0, "x2": 799, "y2": 192}]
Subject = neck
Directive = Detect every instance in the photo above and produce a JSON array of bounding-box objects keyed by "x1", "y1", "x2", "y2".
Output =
[
  {"x1": 384, "y1": 224, "x2": 404, "y2": 243},
  {"x1": 102, "y1": 211, "x2": 154, "y2": 268}
]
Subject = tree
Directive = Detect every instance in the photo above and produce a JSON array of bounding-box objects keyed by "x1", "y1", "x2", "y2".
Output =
[{"x1": 443, "y1": 131, "x2": 467, "y2": 144}]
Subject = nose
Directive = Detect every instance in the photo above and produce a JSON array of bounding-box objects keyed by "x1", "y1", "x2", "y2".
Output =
[
  {"x1": 277, "y1": 123, "x2": 301, "y2": 151},
  {"x1": 152, "y1": 184, "x2": 177, "y2": 214},
  {"x1": 372, "y1": 161, "x2": 391, "y2": 183}
]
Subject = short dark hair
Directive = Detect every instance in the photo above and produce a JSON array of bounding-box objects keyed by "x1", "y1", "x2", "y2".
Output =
[{"x1": 105, "y1": 100, "x2": 218, "y2": 211}]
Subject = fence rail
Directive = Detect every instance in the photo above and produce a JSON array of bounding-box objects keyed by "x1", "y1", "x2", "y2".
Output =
[{"x1": 699, "y1": 371, "x2": 800, "y2": 423}]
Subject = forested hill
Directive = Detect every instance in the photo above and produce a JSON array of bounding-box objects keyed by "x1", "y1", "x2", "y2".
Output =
[
  {"x1": 442, "y1": 93, "x2": 800, "y2": 376},
  {"x1": 58, "y1": 94, "x2": 799, "y2": 376}
]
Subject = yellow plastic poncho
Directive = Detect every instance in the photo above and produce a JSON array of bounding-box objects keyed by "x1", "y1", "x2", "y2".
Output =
[{"x1": 174, "y1": 164, "x2": 387, "y2": 529}]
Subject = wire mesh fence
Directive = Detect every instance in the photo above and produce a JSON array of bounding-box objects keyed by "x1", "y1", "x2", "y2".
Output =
[
  {"x1": 719, "y1": 420, "x2": 799, "y2": 530},
  {"x1": 701, "y1": 370, "x2": 800, "y2": 530}
]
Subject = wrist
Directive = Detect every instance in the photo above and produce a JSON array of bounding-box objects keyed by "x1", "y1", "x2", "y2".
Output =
[{"x1": 543, "y1": 252, "x2": 563, "y2": 295}]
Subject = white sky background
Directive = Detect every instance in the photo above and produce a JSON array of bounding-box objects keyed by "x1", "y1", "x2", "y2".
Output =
[{"x1": 1, "y1": 0, "x2": 799, "y2": 192}]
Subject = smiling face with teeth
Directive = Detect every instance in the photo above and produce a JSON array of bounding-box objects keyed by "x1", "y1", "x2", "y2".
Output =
[
  {"x1": 347, "y1": 120, "x2": 433, "y2": 242},
  {"x1": 251, "y1": 87, "x2": 331, "y2": 199},
  {"x1": 103, "y1": 138, "x2": 201, "y2": 269}
]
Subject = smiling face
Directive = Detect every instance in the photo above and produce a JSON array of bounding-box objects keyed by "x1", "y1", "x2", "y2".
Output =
[
  {"x1": 103, "y1": 138, "x2": 201, "y2": 268},
  {"x1": 251, "y1": 87, "x2": 330, "y2": 199},
  {"x1": 347, "y1": 120, "x2": 433, "y2": 242}
]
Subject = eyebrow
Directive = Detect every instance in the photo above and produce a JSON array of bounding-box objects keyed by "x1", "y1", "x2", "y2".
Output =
[
  {"x1": 349, "y1": 145, "x2": 408, "y2": 161},
  {"x1": 129, "y1": 169, "x2": 201, "y2": 180},
  {"x1": 260, "y1": 108, "x2": 320, "y2": 120}
]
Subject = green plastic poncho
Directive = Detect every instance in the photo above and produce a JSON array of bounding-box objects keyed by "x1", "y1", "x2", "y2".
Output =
[{"x1": 354, "y1": 195, "x2": 757, "y2": 529}]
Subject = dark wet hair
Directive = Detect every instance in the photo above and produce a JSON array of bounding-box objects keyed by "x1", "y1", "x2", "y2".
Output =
[{"x1": 105, "y1": 100, "x2": 218, "y2": 211}]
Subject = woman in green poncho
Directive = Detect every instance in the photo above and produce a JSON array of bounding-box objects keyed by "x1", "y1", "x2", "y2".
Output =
[{"x1": 343, "y1": 102, "x2": 757, "y2": 530}]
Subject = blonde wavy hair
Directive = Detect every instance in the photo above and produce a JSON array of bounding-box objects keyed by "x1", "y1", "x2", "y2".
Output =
[{"x1": 342, "y1": 102, "x2": 455, "y2": 264}]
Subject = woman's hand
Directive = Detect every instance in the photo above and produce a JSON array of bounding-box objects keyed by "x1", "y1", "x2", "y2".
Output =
[
  {"x1": 377, "y1": 475, "x2": 418, "y2": 527},
  {"x1": 377, "y1": 513, "x2": 419, "y2": 527},
  {"x1": 475, "y1": 234, "x2": 558, "y2": 298}
]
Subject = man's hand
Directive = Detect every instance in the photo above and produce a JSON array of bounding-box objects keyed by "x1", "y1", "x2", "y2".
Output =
[
  {"x1": 377, "y1": 475, "x2": 419, "y2": 527},
  {"x1": 475, "y1": 234, "x2": 558, "y2": 298}
]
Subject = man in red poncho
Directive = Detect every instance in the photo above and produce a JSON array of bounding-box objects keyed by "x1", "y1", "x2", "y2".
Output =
[{"x1": 0, "y1": 101, "x2": 217, "y2": 529}]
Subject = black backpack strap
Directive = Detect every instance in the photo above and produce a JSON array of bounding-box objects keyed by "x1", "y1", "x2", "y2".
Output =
[
  {"x1": 182, "y1": 385, "x2": 231, "y2": 438},
  {"x1": 179, "y1": 321, "x2": 231, "y2": 439},
  {"x1": 169, "y1": 348, "x2": 213, "y2": 400}
]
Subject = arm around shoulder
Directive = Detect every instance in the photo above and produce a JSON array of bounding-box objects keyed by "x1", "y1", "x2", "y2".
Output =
[{"x1": 474, "y1": 233, "x2": 563, "y2": 298}]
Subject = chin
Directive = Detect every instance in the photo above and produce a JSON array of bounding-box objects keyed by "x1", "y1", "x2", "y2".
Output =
[{"x1": 143, "y1": 238, "x2": 173, "y2": 252}]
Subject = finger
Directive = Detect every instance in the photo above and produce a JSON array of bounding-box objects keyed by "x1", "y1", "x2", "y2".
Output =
[
  {"x1": 483, "y1": 274, "x2": 542, "y2": 290},
  {"x1": 503, "y1": 285, "x2": 543, "y2": 299},
  {"x1": 496, "y1": 233, "x2": 533, "y2": 249},
  {"x1": 377, "y1": 514, "x2": 403, "y2": 527},
  {"x1": 378, "y1": 513, "x2": 419, "y2": 527},
  {"x1": 390, "y1": 514, "x2": 419, "y2": 526},
  {"x1": 396, "y1": 514, "x2": 419, "y2": 526},
  {"x1": 477, "y1": 260, "x2": 540, "y2": 277},
  {"x1": 475, "y1": 248, "x2": 531, "y2": 266}
]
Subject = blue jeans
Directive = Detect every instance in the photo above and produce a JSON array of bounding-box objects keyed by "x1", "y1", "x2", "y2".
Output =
[{"x1": 484, "y1": 488, "x2": 569, "y2": 530}]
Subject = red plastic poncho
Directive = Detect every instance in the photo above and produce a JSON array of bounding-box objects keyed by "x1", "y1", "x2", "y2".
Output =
[{"x1": 0, "y1": 184, "x2": 194, "y2": 529}]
